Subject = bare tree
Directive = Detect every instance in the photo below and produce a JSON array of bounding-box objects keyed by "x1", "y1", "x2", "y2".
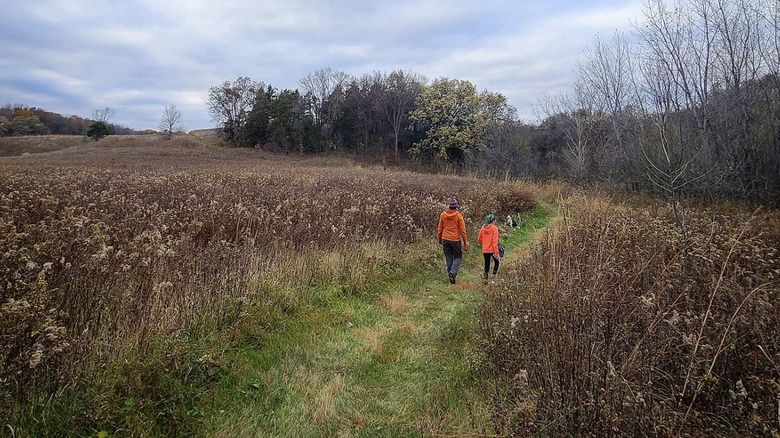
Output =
[
  {"x1": 298, "y1": 67, "x2": 352, "y2": 151},
  {"x1": 562, "y1": 0, "x2": 779, "y2": 204},
  {"x1": 577, "y1": 32, "x2": 636, "y2": 140},
  {"x1": 706, "y1": 0, "x2": 773, "y2": 199},
  {"x1": 756, "y1": 0, "x2": 779, "y2": 78},
  {"x1": 635, "y1": 49, "x2": 715, "y2": 269},
  {"x1": 91, "y1": 107, "x2": 114, "y2": 123},
  {"x1": 350, "y1": 71, "x2": 385, "y2": 153},
  {"x1": 575, "y1": 31, "x2": 644, "y2": 183},
  {"x1": 755, "y1": 0, "x2": 780, "y2": 196},
  {"x1": 535, "y1": 91, "x2": 600, "y2": 183},
  {"x1": 383, "y1": 70, "x2": 426, "y2": 157},
  {"x1": 636, "y1": 0, "x2": 779, "y2": 201},
  {"x1": 579, "y1": 34, "x2": 629, "y2": 114},
  {"x1": 298, "y1": 67, "x2": 351, "y2": 126},
  {"x1": 207, "y1": 77, "x2": 262, "y2": 146},
  {"x1": 158, "y1": 104, "x2": 183, "y2": 140},
  {"x1": 483, "y1": 120, "x2": 535, "y2": 178}
]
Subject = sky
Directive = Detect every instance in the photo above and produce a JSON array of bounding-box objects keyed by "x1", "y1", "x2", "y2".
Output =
[{"x1": 0, "y1": 0, "x2": 645, "y2": 131}]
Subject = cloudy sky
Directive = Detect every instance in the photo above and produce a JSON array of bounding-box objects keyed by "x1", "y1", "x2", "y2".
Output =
[{"x1": 1, "y1": 0, "x2": 645, "y2": 130}]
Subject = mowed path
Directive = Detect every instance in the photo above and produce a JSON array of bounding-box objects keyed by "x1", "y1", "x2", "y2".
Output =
[{"x1": 205, "y1": 210, "x2": 549, "y2": 437}]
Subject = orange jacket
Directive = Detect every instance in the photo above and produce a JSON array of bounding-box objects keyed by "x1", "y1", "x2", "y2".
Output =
[
  {"x1": 478, "y1": 223, "x2": 499, "y2": 254},
  {"x1": 437, "y1": 210, "x2": 467, "y2": 244}
]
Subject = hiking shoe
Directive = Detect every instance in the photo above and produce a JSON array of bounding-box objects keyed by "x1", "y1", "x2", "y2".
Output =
[
  {"x1": 490, "y1": 275, "x2": 496, "y2": 285},
  {"x1": 449, "y1": 273, "x2": 456, "y2": 284}
]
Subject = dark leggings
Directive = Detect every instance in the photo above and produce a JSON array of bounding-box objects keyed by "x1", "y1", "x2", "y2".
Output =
[{"x1": 483, "y1": 253, "x2": 499, "y2": 276}]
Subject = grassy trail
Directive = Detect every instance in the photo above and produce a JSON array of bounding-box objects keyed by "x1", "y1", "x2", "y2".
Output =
[{"x1": 204, "y1": 206, "x2": 551, "y2": 437}]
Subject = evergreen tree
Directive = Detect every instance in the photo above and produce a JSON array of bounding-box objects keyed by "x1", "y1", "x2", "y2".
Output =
[{"x1": 87, "y1": 121, "x2": 112, "y2": 141}]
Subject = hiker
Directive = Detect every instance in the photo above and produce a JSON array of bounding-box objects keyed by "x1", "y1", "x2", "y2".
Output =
[
  {"x1": 478, "y1": 214, "x2": 500, "y2": 284},
  {"x1": 437, "y1": 198, "x2": 469, "y2": 284}
]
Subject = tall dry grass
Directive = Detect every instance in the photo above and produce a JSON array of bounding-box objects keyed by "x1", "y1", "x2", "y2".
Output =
[
  {"x1": 481, "y1": 195, "x2": 780, "y2": 437},
  {"x1": 0, "y1": 148, "x2": 535, "y2": 431}
]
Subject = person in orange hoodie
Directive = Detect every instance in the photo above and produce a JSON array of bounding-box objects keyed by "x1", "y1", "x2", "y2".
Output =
[
  {"x1": 478, "y1": 214, "x2": 500, "y2": 284},
  {"x1": 437, "y1": 198, "x2": 469, "y2": 284}
]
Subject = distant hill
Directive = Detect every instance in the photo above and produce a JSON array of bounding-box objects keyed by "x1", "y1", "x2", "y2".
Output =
[
  {"x1": 0, "y1": 131, "x2": 223, "y2": 158},
  {"x1": 189, "y1": 128, "x2": 222, "y2": 141},
  {"x1": 0, "y1": 135, "x2": 89, "y2": 157}
]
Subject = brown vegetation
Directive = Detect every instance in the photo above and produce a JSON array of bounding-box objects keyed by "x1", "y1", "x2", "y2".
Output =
[
  {"x1": 0, "y1": 135, "x2": 89, "y2": 157},
  {"x1": 481, "y1": 195, "x2": 780, "y2": 436},
  {"x1": 0, "y1": 140, "x2": 534, "y2": 432}
]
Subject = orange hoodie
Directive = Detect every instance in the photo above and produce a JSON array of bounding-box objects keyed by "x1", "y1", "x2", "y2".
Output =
[
  {"x1": 437, "y1": 210, "x2": 467, "y2": 244},
  {"x1": 478, "y1": 223, "x2": 499, "y2": 254}
]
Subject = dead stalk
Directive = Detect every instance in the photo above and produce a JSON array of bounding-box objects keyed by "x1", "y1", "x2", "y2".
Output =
[
  {"x1": 678, "y1": 213, "x2": 757, "y2": 432},
  {"x1": 680, "y1": 215, "x2": 753, "y2": 402},
  {"x1": 757, "y1": 345, "x2": 780, "y2": 377},
  {"x1": 681, "y1": 282, "x2": 776, "y2": 428}
]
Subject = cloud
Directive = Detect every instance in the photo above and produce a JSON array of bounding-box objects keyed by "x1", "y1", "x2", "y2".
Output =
[
  {"x1": 31, "y1": 69, "x2": 87, "y2": 90},
  {"x1": 0, "y1": 0, "x2": 646, "y2": 129},
  {"x1": 415, "y1": 2, "x2": 644, "y2": 122}
]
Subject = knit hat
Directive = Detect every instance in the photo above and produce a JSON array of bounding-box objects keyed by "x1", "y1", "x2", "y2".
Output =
[
  {"x1": 448, "y1": 198, "x2": 458, "y2": 209},
  {"x1": 484, "y1": 214, "x2": 495, "y2": 227}
]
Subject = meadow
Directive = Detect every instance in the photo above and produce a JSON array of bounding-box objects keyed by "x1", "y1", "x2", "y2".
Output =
[
  {"x1": 1, "y1": 136, "x2": 778, "y2": 437},
  {"x1": 0, "y1": 136, "x2": 534, "y2": 436},
  {"x1": 0, "y1": 135, "x2": 89, "y2": 157}
]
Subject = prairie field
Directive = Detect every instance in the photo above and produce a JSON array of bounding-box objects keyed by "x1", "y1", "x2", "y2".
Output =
[
  {"x1": 1, "y1": 136, "x2": 779, "y2": 437},
  {"x1": 0, "y1": 135, "x2": 90, "y2": 157},
  {"x1": 0, "y1": 136, "x2": 535, "y2": 436}
]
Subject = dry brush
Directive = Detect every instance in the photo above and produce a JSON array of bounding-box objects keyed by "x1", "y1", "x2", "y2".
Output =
[{"x1": 481, "y1": 196, "x2": 780, "y2": 436}]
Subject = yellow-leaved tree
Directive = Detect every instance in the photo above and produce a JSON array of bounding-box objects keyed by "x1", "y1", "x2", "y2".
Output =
[{"x1": 410, "y1": 78, "x2": 512, "y2": 167}]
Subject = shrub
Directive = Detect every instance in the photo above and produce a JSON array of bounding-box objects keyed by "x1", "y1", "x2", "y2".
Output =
[
  {"x1": 87, "y1": 121, "x2": 112, "y2": 141},
  {"x1": 481, "y1": 196, "x2": 780, "y2": 437}
]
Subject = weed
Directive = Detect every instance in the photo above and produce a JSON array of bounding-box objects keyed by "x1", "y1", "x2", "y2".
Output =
[{"x1": 481, "y1": 195, "x2": 780, "y2": 436}]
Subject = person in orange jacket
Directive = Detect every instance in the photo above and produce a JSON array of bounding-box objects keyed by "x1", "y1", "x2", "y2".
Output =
[
  {"x1": 437, "y1": 198, "x2": 469, "y2": 284},
  {"x1": 478, "y1": 214, "x2": 500, "y2": 284}
]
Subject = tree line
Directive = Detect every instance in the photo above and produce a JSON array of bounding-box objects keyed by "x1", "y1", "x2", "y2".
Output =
[
  {"x1": 207, "y1": 70, "x2": 516, "y2": 163},
  {"x1": 0, "y1": 105, "x2": 139, "y2": 138},
  {"x1": 207, "y1": 1, "x2": 777, "y2": 205},
  {"x1": 536, "y1": 0, "x2": 780, "y2": 204}
]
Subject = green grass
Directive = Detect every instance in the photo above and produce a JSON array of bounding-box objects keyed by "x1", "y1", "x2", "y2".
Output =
[
  {"x1": 201, "y1": 276, "x2": 484, "y2": 436},
  {"x1": 500, "y1": 201, "x2": 554, "y2": 249},
  {"x1": 197, "y1": 204, "x2": 553, "y2": 437}
]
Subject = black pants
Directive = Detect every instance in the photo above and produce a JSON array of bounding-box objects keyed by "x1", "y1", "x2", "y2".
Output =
[
  {"x1": 442, "y1": 240, "x2": 462, "y2": 277},
  {"x1": 483, "y1": 253, "x2": 500, "y2": 276}
]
